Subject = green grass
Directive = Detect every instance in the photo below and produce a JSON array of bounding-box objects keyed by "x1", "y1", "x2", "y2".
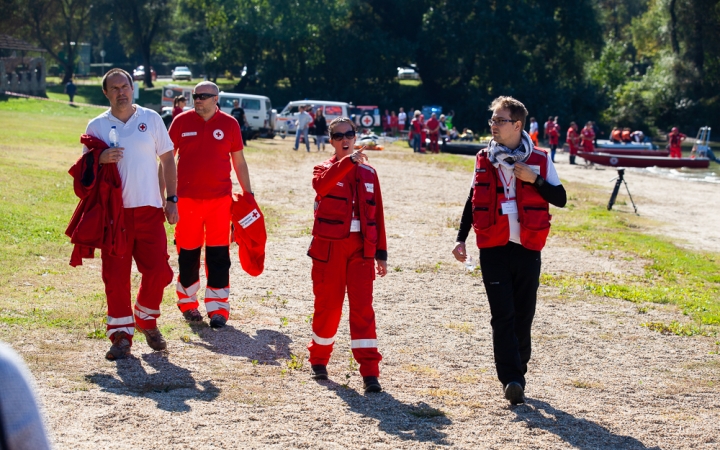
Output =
[{"x1": 543, "y1": 184, "x2": 720, "y2": 332}]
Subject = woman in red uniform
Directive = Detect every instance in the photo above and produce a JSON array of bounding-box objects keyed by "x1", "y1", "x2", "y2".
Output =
[
  {"x1": 668, "y1": 127, "x2": 686, "y2": 158},
  {"x1": 581, "y1": 121, "x2": 595, "y2": 153},
  {"x1": 172, "y1": 95, "x2": 186, "y2": 119},
  {"x1": 566, "y1": 121, "x2": 580, "y2": 165},
  {"x1": 306, "y1": 117, "x2": 388, "y2": 393}
]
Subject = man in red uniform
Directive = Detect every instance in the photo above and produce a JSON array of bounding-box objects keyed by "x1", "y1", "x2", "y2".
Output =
[
  {"x1": 166, "y1": 81, "x2": 253, "y2": 328},
  {"x1": 452, "y1": 96, "x2": 566, "y2": 405},
  {"x1": 426, "y1": 112, "x2": 440, "y2": 153},
  {"x1": 547, "y1": 120, "x2": 559, "y2": 163},
  {"x1": 566, "y1": 121, "x2": 580, "y2": 165},
  {"x1": 668, "y1": 127, "x2": 686, "y2": 158},
  {"x1": 84, "y1": 69, "x2": 177, "y2": 360},
  {"x1": 306, "y1": 117, "x2": 388, "y2": 393},
  {"x1": 581, "y1": 121, "x2": 595, "y2": 153}
]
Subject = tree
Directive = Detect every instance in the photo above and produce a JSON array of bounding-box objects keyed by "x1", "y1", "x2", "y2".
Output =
[
  {"x1": 14, "y1": 0, "x2": 93, "y2": 83},
  {"x1": 111, "y1": 0, "x2": 173, "y2": 87}
]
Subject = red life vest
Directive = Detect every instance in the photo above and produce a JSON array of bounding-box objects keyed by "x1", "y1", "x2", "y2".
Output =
[
  {"x1": 471, "y1": 148, "x2": 552, "y2": 251},
  {"x1": 312, "y1": 162, "x2": 381, "y2": 258}
]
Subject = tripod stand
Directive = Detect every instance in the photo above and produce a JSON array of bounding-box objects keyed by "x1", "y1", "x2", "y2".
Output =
[{"x1": 607, "y1": 169, "x2": 638, "y2": 214}]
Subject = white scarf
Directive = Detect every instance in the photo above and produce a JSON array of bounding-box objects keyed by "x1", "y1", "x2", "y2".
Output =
[{"x1": 487, "y1": 130, "x2": 534, "y2": 169}]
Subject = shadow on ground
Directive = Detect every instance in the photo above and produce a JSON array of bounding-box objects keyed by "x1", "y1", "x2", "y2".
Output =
[
  {"x1": 190, "y1": 325, "x2": 292, "y2": 365},
  {"x1": 514, "y1": 398, "x2": 659, "y2": 449},
  {"x1": 85, "y1": 352, "x2": 220, "y2": 412},
  {"x1": 320, "y1": 379, "x2": 452, "y2": 445}
]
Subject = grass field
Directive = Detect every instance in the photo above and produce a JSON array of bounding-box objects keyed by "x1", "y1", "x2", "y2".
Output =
[{"x1": 0, "y1": 96, "x2": 718, "y2": 341}]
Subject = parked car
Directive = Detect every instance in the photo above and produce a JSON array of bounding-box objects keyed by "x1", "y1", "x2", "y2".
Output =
[
  {"x1": 275, "y1": 100, "x2": 350, "y2": 136},
  {"x1": 133, "y1": 65, "x2": 156, "y2": 81},
  {"x1": 171, "y1": 66, "x2": 193, "y2": 81},
  {"x1": 217, "y1": 92, "x2": 276, "y2": 139},
  {"x1": 397, "y1": 66, "x2": 419, "y2": 80}
]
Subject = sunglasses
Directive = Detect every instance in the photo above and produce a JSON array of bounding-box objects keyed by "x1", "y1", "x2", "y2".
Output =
[
  {"x1": 330, "y1": 130, "x2": 356, "y2": 141},
  {"x1": 192, "y1": 93, "x2": 217, "y2": 101}
]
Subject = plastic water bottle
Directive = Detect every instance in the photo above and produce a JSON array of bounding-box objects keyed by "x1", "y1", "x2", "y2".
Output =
[
  {"x1": 109, "y1": 126, "x2": 119, "y2": 148},
  {"x1": 464, "y1": 255, "x2": 476, "y2": 271}
]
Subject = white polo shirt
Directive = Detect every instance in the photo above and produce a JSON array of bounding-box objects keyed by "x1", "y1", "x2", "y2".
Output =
[{"x1": 84, "y1": 105, "x2": 174, "y2": 208}]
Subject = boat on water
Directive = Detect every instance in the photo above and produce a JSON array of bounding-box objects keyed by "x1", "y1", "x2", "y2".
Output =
[{"x1": 578, "y1": 151, "x2": 710, "y2": 169}]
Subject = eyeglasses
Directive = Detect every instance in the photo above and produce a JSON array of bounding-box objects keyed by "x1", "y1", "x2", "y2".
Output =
[
  {"x1": 330, "y1": 130, "x2": 356, "y2": 141},
  {"x1": 488, "y1": 118, "x2": 516, "y2": 126},
  {"x1": 192, "y1": 93, "x2": 217, "y2": 101}
]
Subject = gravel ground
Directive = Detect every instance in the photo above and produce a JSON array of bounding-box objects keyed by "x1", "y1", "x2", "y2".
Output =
[{"x1": 24, "y1": 142, "x2": 720, "y2": 448}]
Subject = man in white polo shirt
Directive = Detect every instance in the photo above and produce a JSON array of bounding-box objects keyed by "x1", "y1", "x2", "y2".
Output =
[{"x1": 84, "y1": 68, "x2": 178, "y2": 360}]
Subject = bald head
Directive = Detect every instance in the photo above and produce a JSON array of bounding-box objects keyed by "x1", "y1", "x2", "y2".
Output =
[{"x1": 194, "y1": 81, "x2": 219, "y2": 95}]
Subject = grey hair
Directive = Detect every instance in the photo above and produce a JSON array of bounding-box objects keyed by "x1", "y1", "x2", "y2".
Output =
[{"x1": 193, "y1": 81, "x2": 219, "y2": 94}]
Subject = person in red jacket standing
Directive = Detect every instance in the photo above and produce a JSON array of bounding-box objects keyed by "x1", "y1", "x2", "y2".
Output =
[
  {"x1": 547, "y1": 120, "x2": 559, "y2": 163},
  {"x1": 84, "y1": 68, "x2": 177, "y2": 360},
  {"x1": 581, "y1": 121, "x2": 595, "y2": 153},
  {"x1": 668, "y1": 127, "x2": 686, "y2": 158},
  {"x1": 166, "y1": 81, "x2": 253, "y2": 329},
  {"x1": 452, "y1": 96, "x2": 566, "y2": 405},
  {"x1": 566, "y1": 121, "x2": 580, "y2": 165},
  {"x1": 426, "y1": 112, "x2": 440, "y2": 153},
  {"x1": 306, "y1": 117, "x2": 388, "y2": 393}
]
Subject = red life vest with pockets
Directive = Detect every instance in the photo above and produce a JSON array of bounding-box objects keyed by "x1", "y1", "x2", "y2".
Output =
[
  {"x1": 471, "y1": 148, "x2": 552, "y2": 251},
  {"x1": 312, "y1": 163, "x2": 379, "y2": 258}
]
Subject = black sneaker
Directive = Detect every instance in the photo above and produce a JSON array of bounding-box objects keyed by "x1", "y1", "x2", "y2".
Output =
[
  {"x1": 182, "y1": 308, "x2": 203, "y2": 323},
  {"x1": 106, "y1": 331, "x2": 132, "y2": 360},
  {"x1": 504, "y1": 382, "x2": 525, "y2": 405},
  {"x1": 363, "y1": 376, "x2": 382, "y2": 393},
  {"x1": 209, "y1": 314, "x2": 227, "y2": 329},
  {"x1": 311, "y1": 365, "x2": 328, "y2": 380}
]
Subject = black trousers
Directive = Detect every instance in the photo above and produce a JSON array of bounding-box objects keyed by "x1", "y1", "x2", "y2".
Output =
[{"x1": 479, "y1": 242, "x2": 541, "y2": 388}]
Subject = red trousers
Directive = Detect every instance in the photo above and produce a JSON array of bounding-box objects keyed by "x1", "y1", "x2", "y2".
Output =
[
  {"x1": 102, "y1": 206, "x2": 173, "y2": 344},
  {"x1": 175, "y1": 196, "x2": 232, "y2": 319},
  {"x1": 429, "y1": 132, "x2": 439, "y2": 153},
  {"x1": 308, "y1": 233, "x2": 382, "y2": 377},
  {"x1": 670, "y1": 146, "x2": 682, "y2": 158}
]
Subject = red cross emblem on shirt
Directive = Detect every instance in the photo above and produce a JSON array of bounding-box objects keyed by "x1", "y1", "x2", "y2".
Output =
[
  {"x1": 252, "y1": 211, "x2": 259, "y2": 218},
  {"x1": 138, "y1": 123, "x2": 147, "y2": 132},
  {"x1": 213, "y1": 129, "x2": 225, "y2": 140}
]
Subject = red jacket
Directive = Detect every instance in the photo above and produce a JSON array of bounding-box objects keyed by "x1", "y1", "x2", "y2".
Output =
[
  {"x1": 548, "y1": 125, "x2": 559, "y2": 145},
  {"x1": 231, "y1": 192, "x2": 267, "y2": 277},
  {"x1": 66, "y1": 135, "x2": 126, "y2": 267},
  {"x1": 471, "y1": 149, "x2": 551, "y2": 251},
  {"x1": 308, "y1": 155, "x2": 387, "y2": 261}
]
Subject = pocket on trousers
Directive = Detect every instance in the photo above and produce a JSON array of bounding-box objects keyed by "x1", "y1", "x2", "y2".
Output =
[{"x1": 307, "y1": 237, "x2": 331, "y2": 262}]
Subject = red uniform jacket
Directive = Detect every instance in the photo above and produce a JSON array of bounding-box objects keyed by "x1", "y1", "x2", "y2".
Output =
[
  {"x1": 66, "y1": 135, "x2": 126, "y2": 267},
  {"x1": 308, "y1": 155, "x2": 387, "y2": 261},
  {"x1": 548, "y1": 126, "x2": 559, "y2": 145},
  {"x1": 471, "y1": 149, "x2": 551, "y2": 251}
]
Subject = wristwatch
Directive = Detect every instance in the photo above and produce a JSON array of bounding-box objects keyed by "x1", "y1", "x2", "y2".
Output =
[
  {"x1": 533, "y1": 176, "x2": 545, "y2": 188},
  {"x1": 166, "y1": 195, "x2": 178, "y2": 203}
]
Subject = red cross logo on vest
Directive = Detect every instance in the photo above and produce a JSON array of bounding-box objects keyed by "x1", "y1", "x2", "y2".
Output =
[
  {"x1": 213, "y1": 129, "x2": 224, "y2": 140},
  {"x1": 138, "y1": 123, "x2": 147, "y2": 132}
]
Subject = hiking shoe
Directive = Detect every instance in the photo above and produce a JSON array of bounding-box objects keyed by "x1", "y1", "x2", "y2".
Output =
[
  {"x1": 105, "y1": 331, "x2": 131, "y2": 360},
  {"x1": 311, "y1": 365, "x2": 328, "y2": 380},
  {"x1": 182, "y1": 308, "x2": 203, "y2": 323},
  {"x1": 363, "y1": 376, "x2": 382, "y2": 393},
  {"x1": 209, "y1": 314, "x2": 227, "y2": 329},
  {"x1": 136, "y1": 325, "x2": 167, "y2": 351},
  {"x1": 504, "y1": 382, "x2": 525, "y2": 405}
]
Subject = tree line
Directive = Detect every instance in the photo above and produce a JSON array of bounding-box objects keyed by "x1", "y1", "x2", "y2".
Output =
[{"x1": 3, "y1": 0, "x2": 720, "y2": 136}]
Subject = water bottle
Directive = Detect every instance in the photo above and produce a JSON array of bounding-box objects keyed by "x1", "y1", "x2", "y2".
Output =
[
  {"x1": 464, "y1": 255, "x2": 476, "y2": 271},
  {"x1": 109, "y1": 126, "x2": 119, "y2": 148}
]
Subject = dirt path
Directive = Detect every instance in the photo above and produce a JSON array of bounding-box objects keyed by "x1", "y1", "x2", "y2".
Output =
[{"x1": 28, "y1": 143, "x2": 720, "y2": 448}]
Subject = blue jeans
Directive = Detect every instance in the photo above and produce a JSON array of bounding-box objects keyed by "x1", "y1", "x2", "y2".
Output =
[
  {"x1": 295, "y1": 127, "x2": 309, "y2": 151},
  {"x1": 412, "y1": 134, "x2": 422, "y2": 153}
]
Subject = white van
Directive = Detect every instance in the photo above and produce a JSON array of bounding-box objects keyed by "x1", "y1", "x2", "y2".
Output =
[
  {"x1": 217, "y1": 92, "x2": 276, "y2": 137},
  {"x1": 275, "y1": 100, "x2": 350, "y2": 135}
]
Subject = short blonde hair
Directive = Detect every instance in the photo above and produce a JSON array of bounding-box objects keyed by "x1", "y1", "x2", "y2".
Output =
[{"x1": 489, "y1": 96, "x2": 528, "y2": 128}]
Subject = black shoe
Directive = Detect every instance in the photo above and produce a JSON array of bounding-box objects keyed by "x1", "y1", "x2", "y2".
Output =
[
  {"x1": 311, "y1": 365, "x2": 328, "y2": 380},
  {"x1": 363, "y1": 376, "x2": 382, "y2": 393},
  {"x1": 504, "y1": 382, "x2": 525, "y2": 405},
  {"x1": 209, "y1": 314, "x2": 227, "y2": 329},
  {"x1": 105, "y1": 331, "x2": 131, "y2": 360},
  {"x1": 182, "y1": 308, "x2": 203, "y2": 323}
]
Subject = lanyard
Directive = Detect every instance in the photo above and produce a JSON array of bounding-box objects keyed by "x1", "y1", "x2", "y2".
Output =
[{"x1": 498, "y1": 169, "x2": 514, "y2": 199}]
